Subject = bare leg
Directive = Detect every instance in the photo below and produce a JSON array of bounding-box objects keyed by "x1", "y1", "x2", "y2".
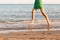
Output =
[
  {"x1": 40, "y1": 8, "x2": 50, "y2": 30},
  {"x1": 31, "y1": 9, "x2": 36, "y2": 24}
]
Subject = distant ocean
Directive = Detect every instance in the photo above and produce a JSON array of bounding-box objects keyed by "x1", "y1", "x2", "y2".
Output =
[{"x1": 0, "y1": 4, "x2": 60, "y2": 22}]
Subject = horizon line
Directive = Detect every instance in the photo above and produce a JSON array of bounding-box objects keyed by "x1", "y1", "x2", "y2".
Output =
[{"x1": 0, "y1": 3, "x2": 59, "y2": 4}]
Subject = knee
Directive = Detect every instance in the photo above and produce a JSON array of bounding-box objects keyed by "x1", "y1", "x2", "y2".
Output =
[
  {"x1": 42, "y1": 13, "x2": 48, "y2": 18},
  {"x1": 32, "y1": 9, "x2": 36, "y2": 13}
]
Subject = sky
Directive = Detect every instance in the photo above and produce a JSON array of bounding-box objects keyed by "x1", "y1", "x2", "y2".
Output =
[{"x1": 0, "y1": 0, "x2": 60, "y2": 4}]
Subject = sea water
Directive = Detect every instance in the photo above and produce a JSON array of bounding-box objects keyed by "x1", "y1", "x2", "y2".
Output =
[
  {"x1": 0, "y1": 4, "x2": 60, "y2": 33},
  {"x1": 0, "y1": 4, "x2": 60, "y2": 22}
]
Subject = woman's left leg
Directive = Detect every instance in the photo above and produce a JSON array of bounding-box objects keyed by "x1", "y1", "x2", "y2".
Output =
[{"x1": 31, "y1": 9, "x2": 36, "y2": 24}]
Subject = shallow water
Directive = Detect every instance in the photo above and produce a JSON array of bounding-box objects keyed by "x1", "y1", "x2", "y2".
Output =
[{"x1": 0, "y1": 20, "x2": 59, "y2": 33}]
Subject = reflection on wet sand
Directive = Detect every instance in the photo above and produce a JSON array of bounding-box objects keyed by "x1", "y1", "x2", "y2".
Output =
[
  {"x1": 29, "y1": 24, "x2": 34, "y2": 31},
  {"x1": 29, "y1": 24, "x2": 50, "y2": 31},
  {"x1": 48, "y1": 25, "x2": 50, "y2": 31}
]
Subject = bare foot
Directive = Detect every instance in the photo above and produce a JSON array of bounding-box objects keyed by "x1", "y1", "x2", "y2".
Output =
[
  {"x1": 48, "y1": 21, "x2": 50, "y2": 31},
  {"x1": 48, "y1": 21, "x2": 50, "y2": 26},
  {"x1": 31, "y1": 20, "x2": 34, "y2": 24}
]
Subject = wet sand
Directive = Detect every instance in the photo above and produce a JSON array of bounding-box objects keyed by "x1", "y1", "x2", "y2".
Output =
[{"x1": 0, "y1": 20, "x2": 60, "y2": 40}]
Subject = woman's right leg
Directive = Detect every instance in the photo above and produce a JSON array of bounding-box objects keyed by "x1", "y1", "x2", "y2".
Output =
[
  {"x1": 40, "y1": 8, "x2": 50, "y2": 31},
  {"x1": 31, "y1": 9, "x2": 36, "y2": 24},
  {"x1": 40, "y1": 8, "x2": 50, "y2": 26}
]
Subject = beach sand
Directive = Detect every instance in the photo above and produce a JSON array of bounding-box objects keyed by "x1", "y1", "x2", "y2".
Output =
[
  {"x1": 0, "y1": 20, "x2": 60, "y2": 40},
  {"x1": 0, "y1": 31, "x2": 60, "y2": 40}
]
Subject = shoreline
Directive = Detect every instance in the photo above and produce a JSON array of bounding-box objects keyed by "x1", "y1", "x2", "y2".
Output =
[
  {"x1": 0, "y1": 19, "x2": 60, "y2": 30},
  {"x1": 0, "y1": 28, "x2": 60, "y2": 34},
  {"x1": 0, "y1": 19, "x2": 60, "y2": 40}
]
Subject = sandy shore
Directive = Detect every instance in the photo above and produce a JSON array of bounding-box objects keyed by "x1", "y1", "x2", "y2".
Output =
[
  {"x1": 0, "y1": 20, "x2": 60, "y2": 40},
  {"x1": 0, "y1": 31, "x2": 60, "y2": 40}
]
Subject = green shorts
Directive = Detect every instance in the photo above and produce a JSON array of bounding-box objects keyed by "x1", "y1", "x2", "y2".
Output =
[{"x1": 34, "y1": 0, "x2": 44, "y2": 10}]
